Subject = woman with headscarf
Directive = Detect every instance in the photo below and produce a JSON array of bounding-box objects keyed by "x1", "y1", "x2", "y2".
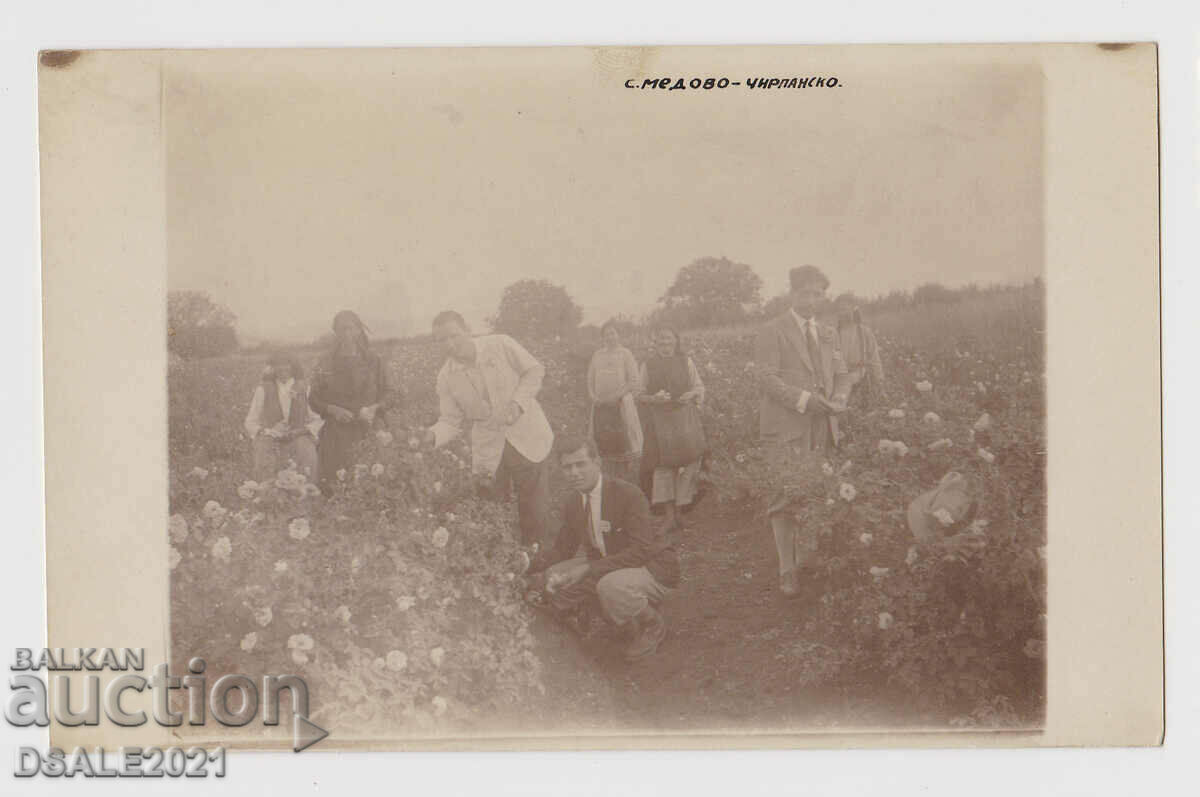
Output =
[
  {"x1": 637, "y1": 327, "x2": 706, "y2": 532},
  {"x1": 586, "y1": 320, "x2": 643, "y2": 482},
  {"x1": 833, "y1": 296, "x2": 885, "y2": 409},
  {"x1": 309, "y1": 310, "x2": 389, "y2": 493},
  {"x1": 243, "y1": 351, "x2": 323, "y2": 482}
]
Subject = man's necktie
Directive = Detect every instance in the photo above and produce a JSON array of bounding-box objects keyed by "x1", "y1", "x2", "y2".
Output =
[{"x1": 805, "y1": 321, "x2": 823, "y2": 374}]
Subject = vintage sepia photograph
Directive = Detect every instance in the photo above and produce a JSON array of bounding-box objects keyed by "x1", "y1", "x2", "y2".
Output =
[{"x1": 160, "y1": 47, "x2": 1049, "y2": 742}]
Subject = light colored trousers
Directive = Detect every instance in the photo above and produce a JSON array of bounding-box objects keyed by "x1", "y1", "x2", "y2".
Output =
[
  {"x1": 545, "y1": 556, "x2": 672, "y2": 626},
  {"x1": 771, "y1": 515, "x2": 819, "y2": 576},
  {"x1": 252, "y1": 434, "x2": 318, "y2": 482},
  {"x1": 766, "y1": 438, "x2": 827, "y2": 577}
]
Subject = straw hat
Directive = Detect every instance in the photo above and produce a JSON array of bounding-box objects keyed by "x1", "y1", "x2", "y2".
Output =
[{"x1": 907, "y1": 471, "x2": 973, "y2": 542}]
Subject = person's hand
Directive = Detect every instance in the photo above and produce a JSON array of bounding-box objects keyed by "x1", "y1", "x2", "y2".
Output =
[
  {"x1": 328, "y1": 405, "x2": 355, "y2": 423},
  {"x1": 504, "y1": 401, "x2": 524, "y2": 425},
  {"x1": 546, "y1": 562, "x2": 590, "y2": 593},
  {"x1": 809, "y1": 394, "x2": 844, "y2": 416},
  {"x1": 358, "y1": 405, "x2": 377, "y2": 424},
  {"x1": 677, "y1": 389, "x2": 698, "y2": 405}
]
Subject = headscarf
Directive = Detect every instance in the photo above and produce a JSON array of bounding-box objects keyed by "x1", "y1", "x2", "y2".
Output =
[{"x1": 331, "y1": 310, "x2": 371, "y2": 358}]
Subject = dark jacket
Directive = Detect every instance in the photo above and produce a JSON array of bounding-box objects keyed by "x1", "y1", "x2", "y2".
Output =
[{"x1": 530, "y1": 475, "x2": 680, "y2": 588}]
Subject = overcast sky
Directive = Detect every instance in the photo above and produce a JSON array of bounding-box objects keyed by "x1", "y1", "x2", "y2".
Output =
[{"x1": 166, "y1": 50, "x2": 1042, "y2": 343}]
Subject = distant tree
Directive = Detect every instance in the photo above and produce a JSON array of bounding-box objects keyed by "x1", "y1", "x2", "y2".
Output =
[
  {"x1": 761, "y1": 293, "x2": 792, "y2": 319},
  {"x1": 912, "y1": 282, "x2": 960, "y2": 305},
  {"x1": 489, "y1": 279, "x2": 583, "y2": 340},
  {"x1": 657, "y1": 256, "x2": 763, "y2": 328},
  {"x1": 167, "y1": 291, "x2": 239, "y2": 359}
]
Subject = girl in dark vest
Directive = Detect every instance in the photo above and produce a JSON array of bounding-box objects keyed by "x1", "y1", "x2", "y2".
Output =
[
  {"x1": 637, "y1": 327, "x2": 706, "y2": 532},
  {"x1": 308, "y1": 310, "x2": 389, "y2": 494},
  {"x1": 243, "y1": 351, "x2": 322, "y2": 482}
]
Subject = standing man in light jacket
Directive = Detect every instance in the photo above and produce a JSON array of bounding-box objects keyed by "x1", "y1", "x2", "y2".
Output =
[
  {"x1": 755, "y1": 265, "x2": 850, "y2": 599},
  {"x1": 423, "y1": 310, "x2": 555, "y2": 547}
]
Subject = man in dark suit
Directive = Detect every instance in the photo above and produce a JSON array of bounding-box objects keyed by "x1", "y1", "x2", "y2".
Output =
[
  {"x1": 527, "y1": 435, "x2": 680, "y2": 662},
  {"x1": 755, "y1": 265, "x2": 851, "y2": 598}
]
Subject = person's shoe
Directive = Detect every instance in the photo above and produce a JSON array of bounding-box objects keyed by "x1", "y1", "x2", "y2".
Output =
[
  {"x1": 623, "y1": 606, "x2": 667, "y2": 663},
  {"x1": 779, "y1": 569, "x2": 801, "y2": 598}
]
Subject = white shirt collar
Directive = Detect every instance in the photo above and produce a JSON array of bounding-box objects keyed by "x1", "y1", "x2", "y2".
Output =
[
  {"x1": 583, "y1": 473, "x2": 603, "y2": 506},
  {"x1": 790, "y1": 308, "x2": 816, "y2": 330}
]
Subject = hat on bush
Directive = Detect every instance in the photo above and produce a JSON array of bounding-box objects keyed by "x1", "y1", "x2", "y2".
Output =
[{"x1": 907, "y1": 471, "x2": 973, "y2": 542}]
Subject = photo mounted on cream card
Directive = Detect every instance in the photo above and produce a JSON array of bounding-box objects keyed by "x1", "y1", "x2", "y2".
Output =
[{"x1": 38, "y1": 44, "x2": 1161, "y2": 751}]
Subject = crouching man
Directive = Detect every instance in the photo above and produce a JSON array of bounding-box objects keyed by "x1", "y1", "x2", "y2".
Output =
[{"x1": 527, "y1": 435, "x2": 680, "y2": 663}]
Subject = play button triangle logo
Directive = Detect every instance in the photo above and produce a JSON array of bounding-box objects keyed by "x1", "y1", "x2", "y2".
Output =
[{"x1": 293, "y1": 715, "x2": 329, "y2": 753}]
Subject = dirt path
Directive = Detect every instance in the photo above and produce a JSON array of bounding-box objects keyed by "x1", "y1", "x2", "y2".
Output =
[{"x1": 524, "y1": 495, "x2": 913, "y2": 736}]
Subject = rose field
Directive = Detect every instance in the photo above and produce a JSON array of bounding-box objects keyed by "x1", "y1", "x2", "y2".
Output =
[{"x1": 168, "y1": 285, "x2": 1045, "y2": 740}]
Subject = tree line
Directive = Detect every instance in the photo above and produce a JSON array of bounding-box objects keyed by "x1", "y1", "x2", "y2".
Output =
[{"x1": 167, "y1": 258, "x2": 1040, "y2": 359}]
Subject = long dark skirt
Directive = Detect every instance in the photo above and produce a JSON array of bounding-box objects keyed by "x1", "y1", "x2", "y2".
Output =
[{"x1": 317, "y1": 420, "x2": 367, "y2": 493}]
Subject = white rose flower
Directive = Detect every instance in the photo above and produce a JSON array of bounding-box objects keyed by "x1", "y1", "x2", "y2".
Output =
[
  {"x1": 840, "y1": 460, "x2": 853, "y2": 474},
  {"x1": 932, "y1": 507, "x2": 956, "y2": 526},
  {"x1": 287, "y1": 633, "x2": 314, "y2": 651},
  {"x1": 839, "y1": 482, "x2": 857, "y2": 502},
  {"x1": 432, "y1": 696, "x2": 448, "y2": 716},
  {"x1": 291, "y1": 649, "x2": 309, "y2": 665},
  {"x1": 928, "y1": 438, "x2": 953, "y2": 451},
  {"x1": 923, "y1": 412, "x2": 940, "y2": 424},
  {"x1": 202, "y1": 500, "x2": 226, "y2": 521},
  {"x1": 433, "y1": 481, "x2": 443, "y2": 493},
  {"x1": 915, "y1": 381, "x2": 933, "y2": 393},
  {"x1": 237, "y1": 481, "x2": 259, "y2": 500},
  {"x1": 893, "y1": 441, "x2": 909, "y2": 457},
  {"x1": 429, "y1": 647, "x2": 445, "y2": 667},
  {"x1": 859, "y1": 533, "x2": 873, "y2": 546},
  {"x1": 905, "y1": 546, "x2": 919, "y2": 566},
  {"x1": 978, "y1": 447, "x2": 996, "y2": 464},
  {"x1": 973, "y1": 413, "x2": 992, "y2": 432},
  {"x1": 189, "y1": 466, "x2": 209, "y2": 480},
  {"x1": 386, "y1": 650, "x2": 408, "y2": 672},
  {"x1": 821, "y1": 462, "x2": 835, "y2": 477},
  {"x1": 432, "y1": 526, "x2": 450, "y2": 548},
  {"x1": 211, "y1": 536, "x2": 232, "y2": 561},
  {"x1": 396, "y1": 596, "x2": 416, "y2": 611},
  {"x1": 168, "y1": 546, "x2": 182, "y2": 570},
  {"x1": 869, "y1": 566, "x2": 890, "y2": 578},
  {"x1": 254, "y1": 607, "x2": 273, "y2": 627},
  {"x1": 288, "y1": 517, "x2": 311, "y2": 540},
  {"x1": 334, "y1": 605, "x2": 352, "y2": 623},
  {"x1": 887, "y1": 409, "x2": 905, "y2": 419},
  {"x1": 376, "y1": 430, "x2": 394, "y2": 446},
  {"x1": 878, "y1": 612, "x2": 895, "y2": 630},
  {"x1": 168, "y1": 514, "x2": 189, "y2": 544},
  {"x1": 877, "y1": 440, "x2": 895, "y2": 454},
  {"x1": 370, "y1": 463, "x2": 385, "y2": 477},
  {"x1": 240, "y1": 632, "x2": 258, "y2": 652},
  {"x1": 274, "y1": 560, "x2": 288, "y2": 573},
  {"x1": 968, "y1": 518, "x2": 990, "y2": 535}
]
